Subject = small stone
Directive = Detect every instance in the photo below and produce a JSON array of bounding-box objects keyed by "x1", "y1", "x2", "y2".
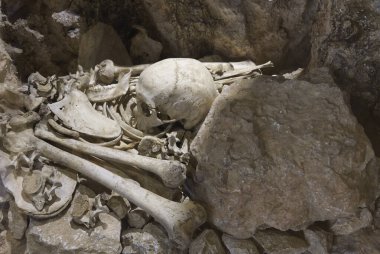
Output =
[
  {"x1": 304, "y1": 227, "x2": 332, "y2": 254},
  {"x1": 122, "y1": 222, "x2": 182, "y2": 254},
  {"x1": 127, "y1": 207, "x2": 151, "y2": 229},
  {"x1": 222, "y1": 234, "x2": 259, "y2": 254},
  {"x1": 106, "y1": 194, "x2": 131, "y2": 219},
  {"x1": 26, "y1": 201, "x2": 122, "y2": 254},
  {"x1": 254, "y1": 228, "x2": 309, "y2": 254},
  {"x1": 374, "y1": 198, "x2": 380, "y2": 229},
  {"x1": 330, "y1": 208, "x2": 373, "y2": 235},
  {"x1": 8, "y1": 201, "x2": 28, "y2": 240},
  {"x1": 189, "y1": 229, "x2": 226, "y2": 254}
]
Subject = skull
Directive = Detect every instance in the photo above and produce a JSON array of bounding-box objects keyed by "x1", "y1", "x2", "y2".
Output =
[{"x1": 135, "y1": 58, "x2": 218, "y2": 131}]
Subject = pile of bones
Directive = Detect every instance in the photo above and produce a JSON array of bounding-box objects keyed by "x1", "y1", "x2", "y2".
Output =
[{"x1": 0, "y1": 58, "x2": 273, "y2": 249}]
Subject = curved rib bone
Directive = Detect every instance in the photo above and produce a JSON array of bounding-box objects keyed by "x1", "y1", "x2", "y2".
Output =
[
  {"x1": 35, "y1": 128, "x2": 186, "y2": 188},
  {"x1": 3, "y1": 129, "x2": 206, "y2": 249}
]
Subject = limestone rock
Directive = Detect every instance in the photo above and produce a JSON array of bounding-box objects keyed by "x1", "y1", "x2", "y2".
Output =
[
  {"x1": 221, "y1": 234, "x2": 259, "y2": 254},
  {"x1": 330, "y1": 208, "x2": 373, "y2": 235},
  {"x1": 8, "y1": 201, "x2": 28, "y2": 240},
  {"x1": 304, "y1": 227, "x2": 332, "y2": 254},
  {"x1": 122, "y1": 222, "x2": 182, "y2": 254},
  {"x1": 130, "y1": 27, "x2": 163, "y2": 64},
  {"x1": 331, "y1": 228, "x2": 380, "y2": 254},
  {"x1": 0, "y1": 230, "x2": 26, "y2": 254},
  {"x1": 26, "y1": 203, "x2": 122, "y2": 254},
  {"x1": 79, "y1": 22, "x2": 132, "y2": 70},
  {"x1": 254, "y1": 229, "x2": 309, "y2": 254},
  {"x1": 189, "y1": 229, "x2": 226, "y2": 254},
  {"x1": 190, "y1": 77, "x2": 378, "y2": 237},
  {"x1": 375, "y1": 198, "x2": 380, "y2": 229}
]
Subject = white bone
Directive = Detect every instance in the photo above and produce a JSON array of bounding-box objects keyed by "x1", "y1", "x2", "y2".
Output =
[
  {"x1": 3, "y1": 129, "x2": 206, "y2": 249},
  {"x1": 35, "y1": 128, "x2": 186, "y2": 188},
  {"x1": 137, "y1": 58, "x2": 219, "y2": 130},
  {"x1": 0, "y1": 148, "x2": 76, "y2": 218},
  {"x1": 48, "y1": 89, "x2": 121, "y2": 139}
]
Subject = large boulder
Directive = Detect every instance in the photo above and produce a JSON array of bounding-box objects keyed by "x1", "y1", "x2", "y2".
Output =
[{"x1": 190, "y1": 76, "x2": 378, "y2": 238}]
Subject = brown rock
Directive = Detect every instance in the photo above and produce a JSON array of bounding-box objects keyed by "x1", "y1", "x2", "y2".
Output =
[
  {"x1": 189, "y1": 229, "x2": 226, "y2": 254},
  {"x1": 190, "y1": 77, "x2": 378, "y2": 237},
  {"x1": 329, "y1": 208, "x2": 373, "y2": 235},
  {"x1": 331, "y1": 228, "x2": 380, "y2": 254},
  {"x1": 222, "y1": 234, "x2": 259, "y2": 254},
  {"x1": 78, "y1": 22, "x2": 132, "y2": 70},
  {"x1": 0, "y1": 230, "x2": 26, "y2": 254},
  {"x1": 130, "y1": 27, "x2": 163, "y2": 64},
  {"x1": 8, "y1": 201, "x2": 28, "y2": 240},
  {"x1": 304, "y1": 227, "x2": 333, "y2": 254},
  {"x1": 254, "y1": 229, "x2": 309, "y2": 254}
]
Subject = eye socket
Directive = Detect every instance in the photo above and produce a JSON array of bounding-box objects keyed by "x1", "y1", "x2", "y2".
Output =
[{"x1": 141, "y1": 102, "x2": 152, "y2": 117}]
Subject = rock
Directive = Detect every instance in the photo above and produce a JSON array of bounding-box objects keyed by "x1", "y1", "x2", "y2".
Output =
[
  {"x1": 331, "y1": 228, "x2": 380, "y2": 254},
  {"x1": 130, "y1": 27, "x2": 163, "y2": 64},
  {"x1": 8, "y1": 201, "x2": 28, "y2": 240},
  {"x1": 122, "y1": 222, "x2": 181, "y2": 254},
  {"x1": 190, "y1": 77, "x2": 378, "y2": 237},
  {"x1": 221, "y1": 234, "x2": 259, "y2": 254},
  {"x1": 189, "y1": 229, "x2": 226, "y2": 254},
  {"x1": 26, "y1": 202, "x2": 122, "y2": 254},
  {"x1": 127, "y1": 208, "x2": 151, "y2": 229},
  {"x1": 375, "y1": 198, "x2": 380, "y2": 229},
  {"x1": 308, "y1": 0, "x2": 380, "y2": 155},
  {"x1": 78, "y1": 22, "x2": 132, "y2": 70},
  {"x1": 0, "y1": 230, "x2": 26, "y2": 254},
  {"x1": 330, "y1": 208, "x2": 373, "y2": 235},
  {"x1": 253, "y1": 229, "x2": 309, "y2": 254},
  {"x1": 140, "y1": 0, "x2": 316, "y2": 69},
  {"x1": 304, "y1": 227, "x2": 333, "y2": 254},
  {"x1": 0, "y1": 39, "x2": 19, "y2": 85}
]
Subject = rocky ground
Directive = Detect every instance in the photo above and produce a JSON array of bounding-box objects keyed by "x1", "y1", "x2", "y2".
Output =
[{"x1": 0, "y1": 0, "x2": 380, "y2": 253}]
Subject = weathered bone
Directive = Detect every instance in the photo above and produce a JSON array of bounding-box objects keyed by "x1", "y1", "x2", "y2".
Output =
[
  {"x1": 0, "y1": 148, "x2": 76, "y2": 218},
  {"x1": 3, "y1": 129, "x2": 206, "y2": 248},
  {"x1": 136, "y1": 58, "x2": 219, "y2": 130},
  {"x1": 48, "y1": 89, "x2": 121, "y2": 139},
  {"x1": 214, "y1": 61, "x2": 274, "y2": 81},
  {"x1": 86, "y1": 71, "x2": 131, "y2": 102},
  {"x1": 35, "y1": 128, "x2": 186, "y2": 188}
]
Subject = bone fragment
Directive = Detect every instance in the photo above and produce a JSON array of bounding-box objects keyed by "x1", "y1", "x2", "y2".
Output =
[
  {"x1": 48, "y1": 118, "x2": 80, "y2": 138},
  {"x1": 36, "y1": 128, "x2": 186, "y2": 188},
  {"x1": 4, "y1": 129, "x2": 206, "y2": 249},
  {"x1": 214, "y1": 61, "x2": 274, "y2": 81}
]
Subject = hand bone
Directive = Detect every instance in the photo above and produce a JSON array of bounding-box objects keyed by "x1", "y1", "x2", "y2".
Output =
[
  {"x1": 3, "y1": 129, "x2": 206, "y2": 248},
  {"x1": 35, "y1": 128, "x2": 186, "y2": 188}
]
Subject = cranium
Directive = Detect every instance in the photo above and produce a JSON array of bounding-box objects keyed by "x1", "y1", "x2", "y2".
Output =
[{"x1": 136, "y1": 58, "x2": 219, "y2": 131}]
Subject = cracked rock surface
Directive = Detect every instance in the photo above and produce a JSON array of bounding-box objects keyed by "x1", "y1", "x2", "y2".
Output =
[
  {"x1": 190, "y1": 76, "x2": 378, "y2": 237},
  {"x1": 26, "y1": 203, "x2": 122, "y2": 254}
]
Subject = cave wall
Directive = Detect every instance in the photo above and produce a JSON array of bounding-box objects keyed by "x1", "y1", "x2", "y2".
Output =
[{"x1": 1, "y1": 0, "x2": 380, "y2": 153}]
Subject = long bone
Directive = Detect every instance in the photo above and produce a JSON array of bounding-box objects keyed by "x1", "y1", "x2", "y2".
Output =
[
  {"x1": 3, "y1": 129, "x2": 206, "y2": 249},
  {"x1": 35, "y1": 128, "x2": 186, "y2": 188}
]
